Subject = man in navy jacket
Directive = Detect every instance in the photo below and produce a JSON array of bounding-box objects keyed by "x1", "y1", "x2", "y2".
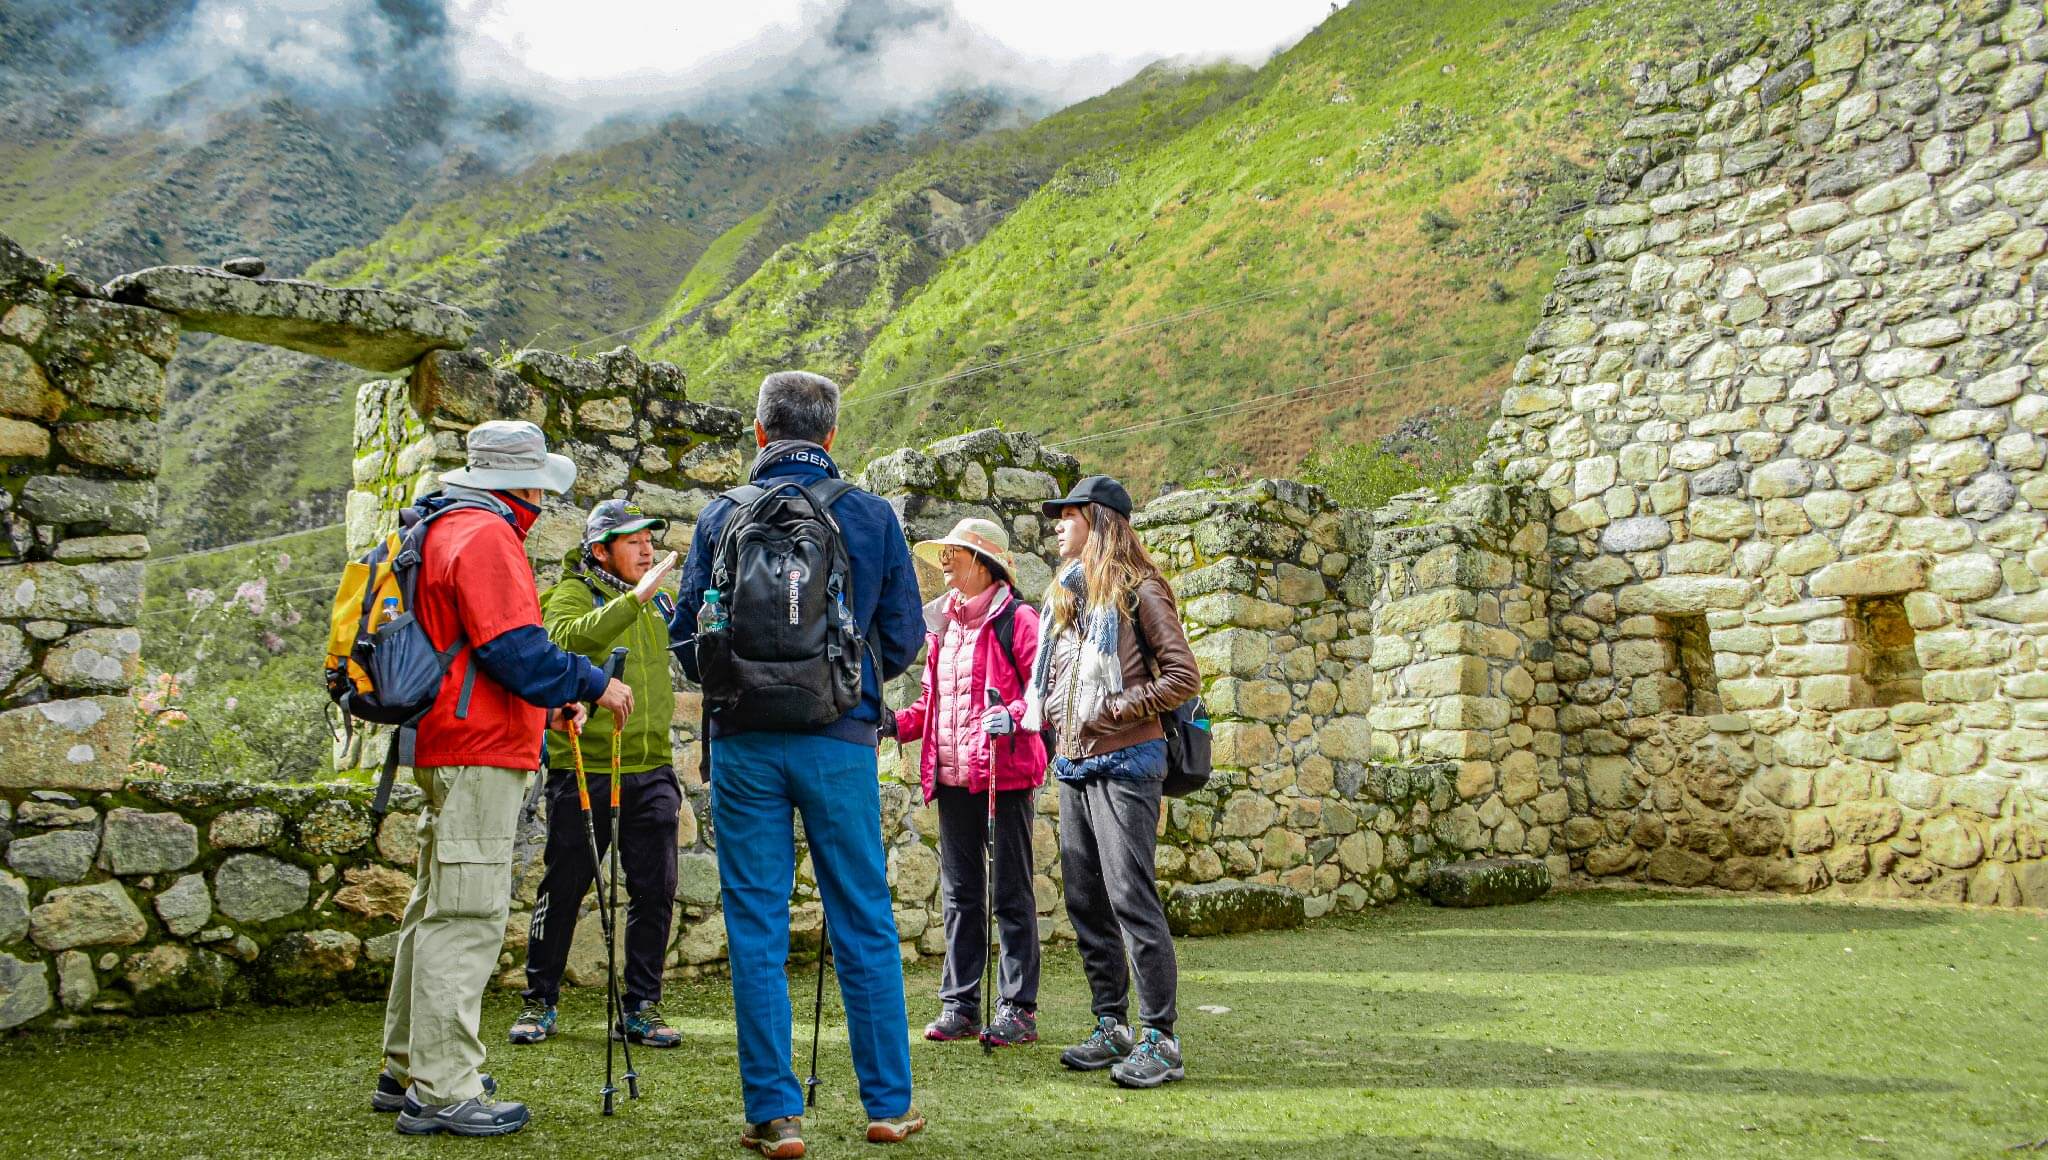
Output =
[{"x1": 674, "y1": 371, "x2": 927, "y2": 1154}]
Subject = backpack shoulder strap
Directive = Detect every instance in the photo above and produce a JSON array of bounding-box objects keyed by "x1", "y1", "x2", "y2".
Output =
[
  {"x1": 719, "y1": 483, "x2": 767, "y2": 508},
  {"x1": 804, "y1": 477, "x2": 858, "y2": 509},
  {"x1": 990, "y1": 597, "x2": 1025, "y2": 684}
]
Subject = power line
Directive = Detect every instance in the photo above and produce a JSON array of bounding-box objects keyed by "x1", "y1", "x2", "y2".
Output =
[
  {"x1": 1047, "y1": 349, "x2": 1478, "y2": 451},
  {"x1": 147, "y1": 522, "x2": 345, "y2": 567},
  {"x1": 842, "y1": 286, "x2": 1297, "y2": 409}
]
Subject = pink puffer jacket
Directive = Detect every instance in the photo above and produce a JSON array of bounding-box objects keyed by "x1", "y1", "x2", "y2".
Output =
[{"x1": 893, "y1": 584, "x2": 1048, "y2": 801}]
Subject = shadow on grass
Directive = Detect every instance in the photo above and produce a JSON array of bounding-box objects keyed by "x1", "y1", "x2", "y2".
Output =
[
  {"x1": 1458, "y1": 895, "x2": 1957, "y2": 935},
  {"x1": 1191, "y1": 1034, "x2": 1950, "y2": 1097},
  {"x1": 1188, "y1": 926, "x2": 1763, "y2": 977}
]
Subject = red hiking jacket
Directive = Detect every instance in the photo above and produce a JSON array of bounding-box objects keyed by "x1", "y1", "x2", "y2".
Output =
[{"x1": 410, "y1": 501, "x2": 555, "y2": 771}]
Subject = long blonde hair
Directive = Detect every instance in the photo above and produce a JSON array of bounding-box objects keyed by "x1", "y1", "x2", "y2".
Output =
[{"x1": 1044, "y1": 502, "x2": 1172, "y2": 632}]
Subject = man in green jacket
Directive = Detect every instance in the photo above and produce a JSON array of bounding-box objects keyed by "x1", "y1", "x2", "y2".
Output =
[{"x1": 509, "y1": 499, "x2": 688, "y2": 1048}]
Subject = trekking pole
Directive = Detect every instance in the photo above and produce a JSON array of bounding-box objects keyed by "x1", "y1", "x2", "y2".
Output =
[
  {"x1": 608, "y1": 720, "x2": 641, "y2": 1101},
  {"x1": 982, "y1": 688, "x2": 1003, "y2": 1057},
  {"x1": 568, "y1": 718, "x2": 618, "y2": 1115},
  {"x1": 805, "y1": 920, "x2": 830, "y2": 1108},
  {"x1": 580, "y1": 647, "x2": 630, "y2": 1116}
]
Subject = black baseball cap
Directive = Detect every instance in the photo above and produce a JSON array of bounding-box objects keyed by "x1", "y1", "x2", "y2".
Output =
[
  {"x1": 583, "y1": 498, "x2": 667, "y2": 547},
  {"x1": 1042, "y1": 475, "x2": 1133, "y2": 519}
]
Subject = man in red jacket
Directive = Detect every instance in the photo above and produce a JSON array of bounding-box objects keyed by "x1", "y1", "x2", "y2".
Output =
[{"x1": 371, "y1": 420, "x2": 633, "y2": 1138}]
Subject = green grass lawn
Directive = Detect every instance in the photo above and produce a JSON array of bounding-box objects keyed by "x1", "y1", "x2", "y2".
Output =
[{"x1": 2, "y1": 892, "x2": 2043, "y2": 1158}]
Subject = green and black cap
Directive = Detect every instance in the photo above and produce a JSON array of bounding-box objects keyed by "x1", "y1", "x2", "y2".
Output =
[{"x1": 582, "y1": 498, "x2": 667, "y2": 547}]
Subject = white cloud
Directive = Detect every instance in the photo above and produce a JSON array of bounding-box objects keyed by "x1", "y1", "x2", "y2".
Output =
[{"x1": 448, "y1": 0, "x2": 1329, "y2": 96}]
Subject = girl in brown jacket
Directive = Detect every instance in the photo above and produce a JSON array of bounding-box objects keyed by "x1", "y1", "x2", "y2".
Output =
[{"x1": 1020, "y1": 475, "x2": 1200, "y2": 1089}]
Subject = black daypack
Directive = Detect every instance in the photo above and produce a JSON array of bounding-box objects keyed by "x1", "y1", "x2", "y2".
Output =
[
  {"x1": 1131, "y1": 606, "x2": 1213, "y2": 799},
  {"x1": 697, "y1": 478, "x2": 866, "y2": 730}
]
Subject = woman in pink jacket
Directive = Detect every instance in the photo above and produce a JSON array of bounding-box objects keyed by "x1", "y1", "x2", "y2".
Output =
[{"x1": 886, "y1": 517, "x2": 1048, "y2": 1048}]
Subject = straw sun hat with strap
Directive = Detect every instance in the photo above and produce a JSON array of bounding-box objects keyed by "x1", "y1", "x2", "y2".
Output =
[{"x1": 912, "y1": 517, "x2": 1016, "y2": 589}]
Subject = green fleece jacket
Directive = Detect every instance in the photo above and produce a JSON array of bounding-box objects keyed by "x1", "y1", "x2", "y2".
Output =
[{"x1": 540, "y1": 567, "x2": 676, "y2": 775}]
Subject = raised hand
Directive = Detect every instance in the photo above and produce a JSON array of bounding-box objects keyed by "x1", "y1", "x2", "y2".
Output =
[{"x1": 634, "y1": 551, "x2": 680, "y2": 604}]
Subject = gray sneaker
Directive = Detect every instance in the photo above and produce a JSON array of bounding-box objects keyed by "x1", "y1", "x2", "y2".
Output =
[
  {"x1": 1110, "y1": 1028, "x2": 1184, "y2": 1089},
  {"x1": 394, "y1": 1095, "x2": 530, "y2": 1137},
  {"x1": 1058, "y1": 1016, "x2": 1133, "y2": 1071},
  {"x1": 371, "y1": 1070, "x2": 495, "y2": 1114}
]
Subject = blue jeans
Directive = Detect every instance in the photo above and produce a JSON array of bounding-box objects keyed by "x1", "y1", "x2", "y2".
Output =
[{"x1": 711, "y1": 732, "x2": 912, "y2": 1124}]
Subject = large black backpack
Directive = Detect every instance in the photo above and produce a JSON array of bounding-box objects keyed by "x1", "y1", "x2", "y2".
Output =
[{"x1": 696, "y1": 478, "x2": 866, "y2": 729}]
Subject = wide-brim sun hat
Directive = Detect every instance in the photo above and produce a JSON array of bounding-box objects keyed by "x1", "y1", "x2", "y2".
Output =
[
  {"x1": 440, "y1": 419, "x2": 578, "y2": 494},
  {"x1": 914, "y1": 517, "x2": 1016, "y2": 587}
]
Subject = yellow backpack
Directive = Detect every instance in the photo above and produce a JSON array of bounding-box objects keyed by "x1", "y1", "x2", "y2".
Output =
[{"x1": 323, "y1": 498, "x2": 492, "y2": 811}]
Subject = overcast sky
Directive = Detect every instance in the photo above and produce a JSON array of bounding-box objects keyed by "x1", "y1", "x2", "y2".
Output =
[{"x1": 445, "y1": 0, "x2": 1333, "y2": 105}]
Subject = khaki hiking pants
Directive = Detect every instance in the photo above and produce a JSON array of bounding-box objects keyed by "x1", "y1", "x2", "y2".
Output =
[{"x1": 381, "y1": 764, "x2": 528, "y2": 1106}]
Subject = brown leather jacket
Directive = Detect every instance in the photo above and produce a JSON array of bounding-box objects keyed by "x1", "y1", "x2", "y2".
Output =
[{"x1": 1045, "y1": 576, "x2": 1202, "y2": 760}]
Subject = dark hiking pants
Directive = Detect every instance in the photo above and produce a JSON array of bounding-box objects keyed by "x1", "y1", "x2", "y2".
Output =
[
  {"x1": 934, "y1": 784, "x2": 1041, "y2": 1021},
  {"x1": 522, "y1": 765, "x2": 680, "y2": 1011},
  {"x1": 1057, "y1": 754, "x2": 1178, "y2": 1033}
]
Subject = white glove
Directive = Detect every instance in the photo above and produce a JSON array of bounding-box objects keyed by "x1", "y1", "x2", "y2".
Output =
[{"x1": 982, "y1": 704, "x2": 1014, "y2": 737}]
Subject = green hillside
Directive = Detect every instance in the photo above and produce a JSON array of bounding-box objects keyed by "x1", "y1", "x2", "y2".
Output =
[
  {"x1": 814, "y1": 0, "x2": 1805, "y2": 495},
  {"x1": 155, "y1": 101, "x2": 1017, "y2": 551},
  {"x1": 640, "y1": 62, "x2": 1256, "y2": 402}
]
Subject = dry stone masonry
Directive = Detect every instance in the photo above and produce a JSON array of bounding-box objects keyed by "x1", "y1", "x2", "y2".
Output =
[
  {"x1": 1484, "y1": 0, "x2": 2048, "y2": 904},
  {"x1": 7, "y1": 0, "x2": 2048, "y2": 1032}
]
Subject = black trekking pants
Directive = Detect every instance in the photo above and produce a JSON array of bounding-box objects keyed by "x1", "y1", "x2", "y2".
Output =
[
  {"x1": 522, "y1": 765, "x2": 681, "y2": 1011},
  {"x1": 934, "y1": 784, "x2": 1041, "y2": 1020}
]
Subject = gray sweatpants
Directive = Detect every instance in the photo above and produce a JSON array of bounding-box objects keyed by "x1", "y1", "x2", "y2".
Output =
[
  {"x1": 935, "y1": 784, "x2": 1041, "y2": 1019},
  {"x1": 1058, "y1": 774, "x2": 1178, "y2": 1032}
]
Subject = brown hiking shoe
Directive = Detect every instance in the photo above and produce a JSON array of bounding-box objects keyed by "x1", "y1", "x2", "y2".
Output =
[
  {"x1": 741, "y1": 1116, "x2": 805, "y2": 1158},
  {"x1": 867, "y1": 1109, "x2": 926, "y2": 1144}
]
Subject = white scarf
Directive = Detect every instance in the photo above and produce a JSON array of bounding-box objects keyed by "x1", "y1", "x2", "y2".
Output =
[{"x1": 1021, "y1": 561, "x2": 1123, "y2": 733}]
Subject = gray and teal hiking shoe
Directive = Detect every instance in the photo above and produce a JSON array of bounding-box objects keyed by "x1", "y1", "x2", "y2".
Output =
[
  {"x1": 1058, "y1": 1016, "x2": 1133, "y2": 1071},
  {"x1": 924, "y1": 1008, "x2": 980, "y2": 1042},
  {"x1": 394, "y1": 1095, "x2": 530, "y2": 1137},
  {"x1": 980, "y1": 1002, "x2": 1038, "y2": 1048},
  {"x1": 615, "y1": 1002, "x2": 682, "y2": 1047},
  {"x1": 508, "y1": 1001, "x2": 556, "y2": 1045},
  {"x1": 1110, "y1": 1028, "x2": 1185, "y2": 1089},
  {"x1": 371, "y1": 1069, "x2": 494, "y2": 1113}
]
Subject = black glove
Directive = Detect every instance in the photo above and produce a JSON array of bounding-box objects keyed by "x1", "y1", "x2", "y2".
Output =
[{"x1": 878, "y1": 710, "x2": 898, "y2": 740}]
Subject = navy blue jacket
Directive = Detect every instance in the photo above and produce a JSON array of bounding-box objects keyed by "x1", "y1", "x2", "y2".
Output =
[{"x1": 674, "y1": 446, "x2": 924, "y2": 748}]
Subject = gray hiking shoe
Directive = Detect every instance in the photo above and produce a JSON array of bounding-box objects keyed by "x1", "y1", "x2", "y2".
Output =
[
  {"x1": 394, "y1": 1095, "x2": 530, "y2": 1137},
  {"x1": 1110, "y1": 1027, "x2": 1185, "y2": 1089},
  {"x1": 371, "y1": 1069, "x2": 494, "y2": 1113},
  {"x1": 924, "y1": 1007, "x2": 980, "y2": 1041},
  {"x1": 1058, "y1": 1015, "x2": 1133, "y2": 1071}
]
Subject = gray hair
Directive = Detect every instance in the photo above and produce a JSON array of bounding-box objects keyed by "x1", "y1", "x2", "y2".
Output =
[{"x1": 756, "y1": 371, "x2": 842, "y2": 444}]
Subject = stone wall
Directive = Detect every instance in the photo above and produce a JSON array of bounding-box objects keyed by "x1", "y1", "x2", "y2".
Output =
[
  {"x1": 1360, "y1": 485, "x2": 1571, "y2": 880},
  {"x1": 1482, "y1": 0, "x2": 2048, "y2": 904},
  {"x1": 0, "y1": 778, "x2": 433, "y2": 1028},
  {"x1": 0, "y1": 238, "x2": 169, "y2": 808}
]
